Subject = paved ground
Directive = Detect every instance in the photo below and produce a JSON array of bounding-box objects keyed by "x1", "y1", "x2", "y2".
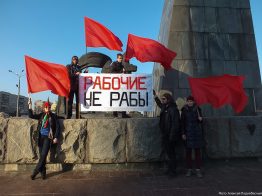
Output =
[{"x1": 0, "y1": 159, "x2": 262, "y2": 196}]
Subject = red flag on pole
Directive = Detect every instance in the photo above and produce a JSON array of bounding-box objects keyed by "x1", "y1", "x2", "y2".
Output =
[
  {"x1": 25, "y1": 55, "x2": 70, "y2": 98},
  {"x1": 188, "y1": 74, "x2": 248, "y2": 113},
  {"x1": 84, "y1": 17, "x2": 123, "y2": 51},
  {"x1": 125, "y1": 34, "x2": 177, "y2": 70}
]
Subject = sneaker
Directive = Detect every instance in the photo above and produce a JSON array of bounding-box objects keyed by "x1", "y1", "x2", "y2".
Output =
[
  {"x1": 196, "y1": 169, "x2": 203, "y2": 178},
  {"x1": 186, "y1": 169, "x2": 192, "y2": 177}
]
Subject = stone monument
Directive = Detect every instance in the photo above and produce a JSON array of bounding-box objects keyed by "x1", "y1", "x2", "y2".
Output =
[
  {"x1": 1, "y1": 1, "x2": 261, "y2": 168},
  {"x1": 153, "y1": 0, "x2": 262, "y2": 117}
]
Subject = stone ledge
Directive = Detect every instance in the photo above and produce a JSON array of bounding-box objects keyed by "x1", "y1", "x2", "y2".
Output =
[
  {"x1": 1, "y1": 116, "x2": 262, "y2": 164},
  {"x1": 73, "y1": 164, "x2": 92, "y2": 171},
  {"x1": 4, "y1": 164, "x2": 18, "y2": 171},
  {"x1": 0, "y1": 163, "x2": 162, "y2": 172},
  {"x1": 0, "y1": 164, "x2": 92, "y2": 172}
]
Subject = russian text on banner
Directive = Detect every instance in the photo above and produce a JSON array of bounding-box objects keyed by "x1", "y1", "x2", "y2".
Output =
[{"x1": 79, "y1": 73, "x2": 153, "y2": 112}]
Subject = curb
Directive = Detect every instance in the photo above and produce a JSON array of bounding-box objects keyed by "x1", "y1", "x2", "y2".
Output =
[{"x1": 0, "y1": 164, "x2": 92, "y2": 172}]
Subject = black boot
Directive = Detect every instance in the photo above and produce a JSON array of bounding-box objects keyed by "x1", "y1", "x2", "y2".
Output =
[
  {"x1": 167, "y1": 161, "x2": 176, "y2": 177},
  {"x1": 113, "y1": 112, "x2": 118, "y2": 118},
  {"x1": 30, "y1": 170, "x2": 38, "y2": 180},
  {"x1": 122, "y1": 113, "x2": 130, "y2": 118},
  {"x1": 41, "y1": 170, "x2": 46, "y2": 180}
]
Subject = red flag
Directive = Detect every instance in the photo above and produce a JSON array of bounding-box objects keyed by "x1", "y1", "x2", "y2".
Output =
[
  {"x1": 188, "y1": 74, "x2": 248, "y2": 113},
  {"x1": 84, "y1": 17, "x2": 123, "y2": 51},
  {"x1": 125, "y1": 34, "x2": 177, "y2": 69},
  {"x1": 25, "y1": 56, "x2": 70, "y2": 98}
]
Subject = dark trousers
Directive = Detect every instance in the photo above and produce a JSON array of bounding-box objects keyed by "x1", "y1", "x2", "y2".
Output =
[
  {"x1": 49, "y1": 143, "x2": 58, "y2": 163},
  {"x1": 162, "y1": 139, "x2": 176, "y2": 172},
  {"x1": 186, "y1": 148, "x2": 202, "y2": 169},
  {"x1": 166, "y1": 141, "x2": 176, "y2": 172},
  {"x1": 35, "y1": 136, "x2": 51, "y2": 173},
  {"x1": 67, "y1": 88, "x2": 79, "y2": 119}
]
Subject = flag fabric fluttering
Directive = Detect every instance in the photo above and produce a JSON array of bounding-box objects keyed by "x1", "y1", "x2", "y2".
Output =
[
  {"x1": 84, "y1": 17, "x2": 123, "y2": 51},
  {"x1": 25, "y1": 55, "x2": 70, "y2": 98},
  {"x1": 188, "y1": 74, "x2": 248, "y2": 113},
  {"x1": 125, "y1": 34, "x2": 177, "y2": 69}
]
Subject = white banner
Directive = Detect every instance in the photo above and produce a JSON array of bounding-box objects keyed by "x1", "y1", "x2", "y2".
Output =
[{"x1": 79, "y1": 73, "x2": 153, "y2": 112}]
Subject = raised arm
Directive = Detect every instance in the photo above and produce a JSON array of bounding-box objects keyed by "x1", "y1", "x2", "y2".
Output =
[
  {"x1": 153, "y1": 90, "x2": 162, "y2": 108},
  {"x1": 28, "y1": 98, "x2": 42, "y2": 120}
]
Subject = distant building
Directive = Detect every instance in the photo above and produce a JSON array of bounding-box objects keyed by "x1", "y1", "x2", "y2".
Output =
[
  {"x1": 0, "y1": 91, "x2": 28, "y2": 116},
  {"x1": 34, "y1": 100, "x2": 45, "y2": 114}
]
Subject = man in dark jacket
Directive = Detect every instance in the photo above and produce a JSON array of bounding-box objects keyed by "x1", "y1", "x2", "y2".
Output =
[
  {"x1": 181, "y1": 95, "x2": 204, "y2": 178},
  {"x1": 154, "y1": 90, "x2": 180, "y2": 176},
  {"x1": 28, "y1": 99, "x2": 60, "y2": 180},
  {"x1": 66, "y1": 56, "x2": 81, "y2": 119},
  {"x1": 110, "y1": 53, "x2": 125, "y2": 74},
  {"x1": 111, "y1": 53, "x2": 130, "y2": 118}
]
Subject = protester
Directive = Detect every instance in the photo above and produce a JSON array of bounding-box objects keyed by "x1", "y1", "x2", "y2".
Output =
[
  {"x1": 66, "y1": 56, "x2": 81, "y2": 119},
  {"x1": 111, "y1": 53, "x2": 130, "y2": 118},
  {"x1": 181, "y1": 95, "x2": 204, "y2": 178},
  {"x1": 28, "y1": 98, "x2": 60, "y2": 180},
  {"x1": 153, "y1": 90, "x2": 180, "y2": 176}
]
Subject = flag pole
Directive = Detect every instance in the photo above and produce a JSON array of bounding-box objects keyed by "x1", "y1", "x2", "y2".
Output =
[{"x1": 28, "y1": 93, "x2": 32, "y2": 110}]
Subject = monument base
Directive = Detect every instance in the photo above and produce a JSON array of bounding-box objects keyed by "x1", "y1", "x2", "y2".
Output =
[{"x1": 0, "y1": 116, "x2": 261, "y2": 165}]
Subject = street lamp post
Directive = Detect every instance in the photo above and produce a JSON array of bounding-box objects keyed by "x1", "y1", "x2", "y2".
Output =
[{"x1": 8, "y1": 69, "x2": 24, "y2": 117}]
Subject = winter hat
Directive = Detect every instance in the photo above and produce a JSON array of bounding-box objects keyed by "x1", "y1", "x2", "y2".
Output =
[
  {"x1": 186, "y1": 95, "x2": 195, "y2": 101},
  {"x1": 43, "y1": 101, "x2": 51, "y2": 108}
]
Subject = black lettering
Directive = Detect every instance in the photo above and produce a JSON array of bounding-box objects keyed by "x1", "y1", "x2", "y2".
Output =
[
  {"x1": 93, "y1": 92, "x2": 101, "y2": 106},
  {"x1": 110, "y1": 92, "x2": 120, "y2": 106},
  {"x1": 138, "y1": 92, "x2": 145, "y2": 107},
  {"x1": 120, "y1": 92, "x2": 129, "y2": 106},
  {"x1": 84, "y1": 91, "x2": 92, "y2": 106},
  {"x1": 129, "y1": 92, "x2": 138, "y2": 106},
  {"x1": 146, "y1": 92, "x2": 148, "y2": 106}
]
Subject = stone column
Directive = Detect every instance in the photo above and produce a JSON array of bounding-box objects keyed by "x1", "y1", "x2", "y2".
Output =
[{"x1": 153, "y1": 0, "x2": 261, "y2": 117}]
